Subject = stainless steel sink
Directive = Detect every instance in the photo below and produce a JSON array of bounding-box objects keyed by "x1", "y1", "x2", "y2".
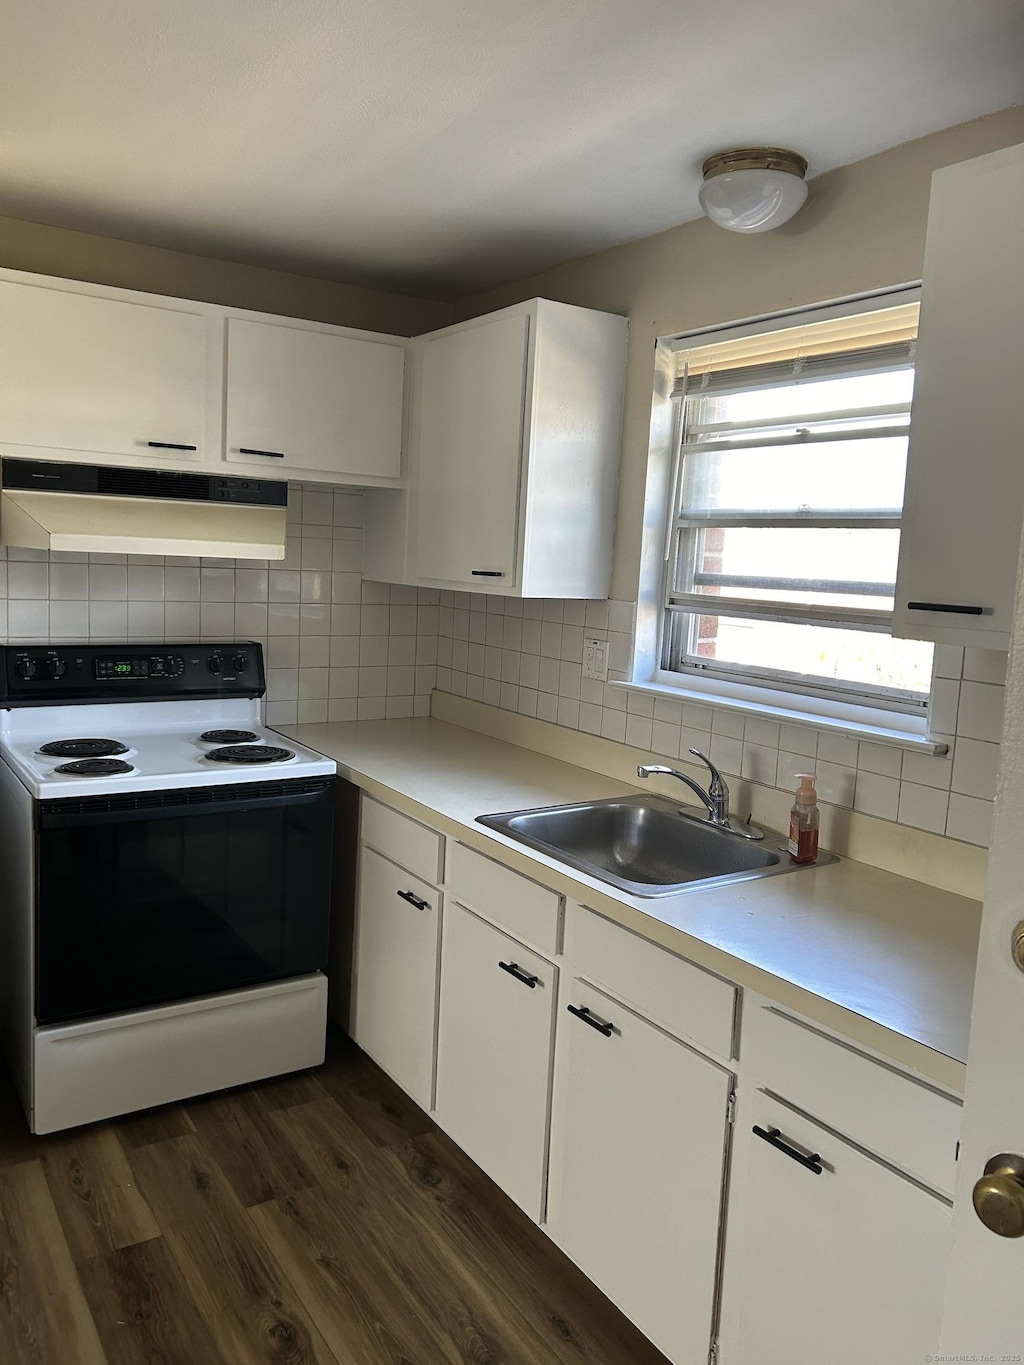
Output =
[{"x1": 477, "y1": 793, "x2": 836, "y2": 897}]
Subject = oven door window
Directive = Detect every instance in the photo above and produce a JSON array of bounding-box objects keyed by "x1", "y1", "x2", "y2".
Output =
[{"x1": 34, "y1": 780, "x2": 334, "y2": 1025}]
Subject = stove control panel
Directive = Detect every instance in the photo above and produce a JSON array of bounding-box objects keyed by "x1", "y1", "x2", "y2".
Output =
[
  {"x1": 0, "y1": 643, "x2": 266, "y2": 706},
  {"x1": 93, "y1": 655, "x2": 186, "y2": 680}
]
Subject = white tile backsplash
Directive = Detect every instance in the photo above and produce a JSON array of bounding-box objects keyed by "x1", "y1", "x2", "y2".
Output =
[
  {"x1": 433, "y1": 592, "x2": 1006, "y2": 849},
  {"x1": 15, "y1": 517, "x2": 1001, "y2": 853},
  {"x1": 0, "y1": 483, "x2": 437, "y2": 727}
]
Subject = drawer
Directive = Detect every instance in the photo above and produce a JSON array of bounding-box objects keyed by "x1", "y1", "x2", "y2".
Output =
[
  {"x1": 447, "y1": 842, "x2": 562, "y2": 955},
  {"x1": 360, "y1": 796, "x2": 442, "y2": 885},
  {"x1": 565, "y1": 902, "x2": 737, "y2": 1060},
  {"x1": 751, "y1": 1005, "x2": 962, "y2": 1196}
]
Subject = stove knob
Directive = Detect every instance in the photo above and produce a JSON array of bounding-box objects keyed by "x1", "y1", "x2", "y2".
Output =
[
  {"x1": 46, "y1": 658, "x2": 68, "y2": 680},
  {"x1": 208, "y1": 656, "x2": 223, "y2": 674},
  {"x1": 15, "y1": 658, "x2": 37, "y2": 680},
  {"x1": 232, "y1": 653, "x2": 248, "y2": 673}
]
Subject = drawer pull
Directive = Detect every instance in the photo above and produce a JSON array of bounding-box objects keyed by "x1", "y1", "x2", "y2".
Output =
[
  {"x1": 471, "y1": 569, "x2": 504, "y2": 577},
  {"x1": 239, "y1": 447, "x2": 286, "y2": 459},
  {"x1": 498, "y1": 960, "x2": 538, "y2": 988},
  {"x1": 567, "y1": 1003, "x2": 614, "y2": 1037},
  {"x1": 396, "y1": 889, "x2": 430, "y2": 911},
  {"x1": 147, "y1": 441, "x2": 198, "y2": 451},
  {"x1": 906, "y1": 600, "x2": 985, "y2": 616},
  {"x1": 753, "y1": 1124, "x2": 823, "y2": 1175}
]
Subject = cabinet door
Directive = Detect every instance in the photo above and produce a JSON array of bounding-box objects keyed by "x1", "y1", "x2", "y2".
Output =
[
  {"x1": 413, "y1": 312, "x2": 528, "y2": 585},
  {"x1": 0, "y1": 279, "x2": 206, "y2": 461},
  {"x1": 225, "y1": 318, "x2": 405, "y2": 479},
  {"x1": 351, "y1": 847, "x2": 440, "y2": 1110},
  {"x1": 893, "y1": 144, "x2": 1024, "y2": 649},
  {"x1": 434, "y1": 902, "x2": 557, "y2": 1220},
  {"x1": 547, "y1": 978, "x2": 733, "y2": 1365},
  {"x1": 719, "y1": 1095, "x2": 950, "y2": 1365}
]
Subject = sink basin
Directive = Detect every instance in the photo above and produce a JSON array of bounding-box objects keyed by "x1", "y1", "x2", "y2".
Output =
[{"x1": 477, "y1": 794, "x2": 836, "y2": 897}]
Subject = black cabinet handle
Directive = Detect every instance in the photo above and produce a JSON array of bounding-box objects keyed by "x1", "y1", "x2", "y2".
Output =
[
  {"x1": 498, "y1": 960, "x2": 538, "y2": 988},
  {"x1": 396, "y1": 889, "x2": 429, "y2": 911},
  {"x1": 239, "y1": 447, "x2": 286, "y2": 459},
  {"x1": 471, "y1": 570, "x2": 504, "y2": 577},
  {"x1": 907, "y1": 601, "x2": 985, "y2": 616},
  {"x1": 753, "y1": 1124, "x2": 823, "y2": 1174},
  {"x1": 147, "y1": 441, "x2": 198, "y2": 451},
  {"x1": 567, "y1": 1003, "x2": 614, "y2": 1036}
]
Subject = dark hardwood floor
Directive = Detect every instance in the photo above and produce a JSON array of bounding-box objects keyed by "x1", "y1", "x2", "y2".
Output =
[{"x1": 0, "y1": 1029, "x2": 670, "y2": 1364}]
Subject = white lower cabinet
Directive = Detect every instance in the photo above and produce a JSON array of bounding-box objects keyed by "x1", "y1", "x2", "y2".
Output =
[
  {"x1": 350, "y1": 845, "x2": 441, "y2": 1110},
  {"x1": 547, "y1": 977, "x2": 734, "y2": 1365},
  {"x1": 434, "y1": 901, "x2": 557, "y2": 1221},
  {"x1": 718, "y1": 1092, "x2": 951, "y2": 1365},
  {"x1": 346, "y1": 798, "x2": 958, "y2": 1365}
]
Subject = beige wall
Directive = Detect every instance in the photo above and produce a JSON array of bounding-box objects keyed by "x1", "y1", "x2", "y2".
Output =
[
  {"x1": 0, "y1": 215, "x2": 451, "y2": 337},
  {"x1": 453, "y1": 106, "x2": 1024, "y2": 602}
]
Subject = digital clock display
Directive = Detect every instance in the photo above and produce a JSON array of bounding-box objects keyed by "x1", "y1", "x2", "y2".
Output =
[{"x1": 113, "y1": 663, "x2": 133, "y2": 675}]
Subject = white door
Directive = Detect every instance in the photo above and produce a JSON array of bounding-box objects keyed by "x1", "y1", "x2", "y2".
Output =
[
  {"x1": 350, "y1": 847, "x2": 440, "y2": 1110},
  {"x1": 939, "y1": 518, "x2": 1024, "y2": 1352},
  {"x1": 0, "y1": 279, "x2": 206, "y2": 461},
  {"x1": 547, "y1": 978, "x2": 733, "y2": 1365},
  {"x1": 412, "y1": 312, "x2": 529, "y2": 586},
  {"x1": 434, "y1": 902, "x2": 557, "y2": 1220},
  {"x1": 225, "y1": 318, "x2": 405, "y2": 478},
  {"x1": 722, "y1": 1094, "x2": 951, "y2": 1365}
]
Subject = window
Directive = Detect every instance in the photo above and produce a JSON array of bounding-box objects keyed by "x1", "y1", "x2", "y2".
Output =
[{"x1": 658, "y1": 294, "x2": 933, "y2": 718}]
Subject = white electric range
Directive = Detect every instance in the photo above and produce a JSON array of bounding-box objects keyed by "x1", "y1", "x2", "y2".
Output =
[{"x1": 0, "y1": 640, "x2": 337, "y2": 1134}]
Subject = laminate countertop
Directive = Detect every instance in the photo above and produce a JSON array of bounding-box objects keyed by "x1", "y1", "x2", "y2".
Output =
[{"x1": 279, "y1": 717, "x2": 981, "y2": 1090}]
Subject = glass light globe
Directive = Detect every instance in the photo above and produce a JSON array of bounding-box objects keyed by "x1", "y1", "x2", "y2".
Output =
[{"x1": 698, "y1": 153, "x2": 808, "y2": 233}]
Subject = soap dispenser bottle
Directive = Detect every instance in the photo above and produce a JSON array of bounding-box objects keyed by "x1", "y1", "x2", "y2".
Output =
[{"x1": 788, "y1": 773, "x2": 820, "y2": 865}]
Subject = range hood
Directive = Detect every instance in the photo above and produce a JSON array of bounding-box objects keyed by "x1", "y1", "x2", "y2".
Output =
[{"x1": 0, "y1": 459, "x2": 288, "y2": 559}]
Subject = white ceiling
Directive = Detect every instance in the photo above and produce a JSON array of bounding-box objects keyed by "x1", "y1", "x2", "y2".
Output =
[{"x1": 1, "y1": 0, "x2": 1022, "y2": 299}]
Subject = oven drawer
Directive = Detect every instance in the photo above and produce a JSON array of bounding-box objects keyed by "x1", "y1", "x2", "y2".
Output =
[{"x1": 32, "y1": 974, "x2": 328, "y2": 1134}]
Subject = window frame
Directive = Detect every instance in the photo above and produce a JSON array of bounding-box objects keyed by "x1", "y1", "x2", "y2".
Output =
[{"x1": 635, "y1": 285, "x2": 936, "y2": 740}]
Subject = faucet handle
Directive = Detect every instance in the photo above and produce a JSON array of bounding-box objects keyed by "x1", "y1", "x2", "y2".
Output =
[{"x1": 688, "y1": 747, "x2": 726, "y2": 794}]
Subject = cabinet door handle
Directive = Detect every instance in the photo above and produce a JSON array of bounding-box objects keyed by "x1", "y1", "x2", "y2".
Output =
[
  {"x1": 239, "y1": 447, "x2": 286, "y2": 459},
  {"x1": 471, "y1": 570, "x2": 504, "y2": 577},
  {"x1": 567, "y1": 1003, "x2": 614, "y2": 1036},
  {"x1": 906, "y1": 601, "x2": 985, "y2": 616},
  {"x1": 396, "y1": 889, "x2": 429, "y2": 911},
  {"x1": 147, "y1": 441, "x2": 198, "y2": 451},
  {"x1": 752, "y1": 1124, "x2": 823, "y2": 1175},
  {"x1": 498, "y1": 960, "x2": 538, "y2": 988}
]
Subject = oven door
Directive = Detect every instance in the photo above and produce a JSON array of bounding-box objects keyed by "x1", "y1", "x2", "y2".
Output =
[{"x1": 34, "y1": 777, "x2": 335, "y2": 1025}]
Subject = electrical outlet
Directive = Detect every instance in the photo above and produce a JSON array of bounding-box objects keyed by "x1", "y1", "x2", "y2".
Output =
[{"x1": 583, "y1": 637, "x2": 609, "y2": 682}]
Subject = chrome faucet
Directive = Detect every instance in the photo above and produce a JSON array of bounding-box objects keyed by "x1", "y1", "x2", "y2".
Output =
[{"x1": 637, "y1": 749, "x2": 764, "y2": 840}]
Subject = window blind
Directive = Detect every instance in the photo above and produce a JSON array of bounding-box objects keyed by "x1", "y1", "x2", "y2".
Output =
[{"x1": 670, "y1": 301, "x2": 919, "y2": 399}]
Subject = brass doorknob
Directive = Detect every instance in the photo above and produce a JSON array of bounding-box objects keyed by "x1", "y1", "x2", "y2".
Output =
[{"x1": 973, "y1": 1154, "x2": 1024, "y2": 1237}]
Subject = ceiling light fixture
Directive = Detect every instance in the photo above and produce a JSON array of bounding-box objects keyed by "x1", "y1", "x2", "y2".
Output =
[{"x1": 698, "y1": 148, "x2": 809, "y2": 234}]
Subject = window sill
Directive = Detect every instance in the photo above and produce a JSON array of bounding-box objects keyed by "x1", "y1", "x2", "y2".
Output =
[{"x1": 608, "y1": 675, "x2": 948, "y2": 755}]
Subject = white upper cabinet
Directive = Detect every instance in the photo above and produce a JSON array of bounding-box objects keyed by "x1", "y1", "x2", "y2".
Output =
[
  {"x1": 225, "y1": 317, "x2": 405, "y2": 481},
  {"x1": 413, "y1": 311, "x2": 527, "y2": 584},
  {"x1": 893, "y1": 142, "x2": 1024, "y2": 650},
  {"x1": 402, "y1": 298, "x2": 627, "y2": 597},
  {"x1": 0, "y1": 275, "x2": 207, "y2": 462}
]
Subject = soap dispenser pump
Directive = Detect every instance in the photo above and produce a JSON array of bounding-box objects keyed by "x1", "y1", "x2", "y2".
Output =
[{"x1": 788, "y1": 773, "x2": 820, "y2": 865}]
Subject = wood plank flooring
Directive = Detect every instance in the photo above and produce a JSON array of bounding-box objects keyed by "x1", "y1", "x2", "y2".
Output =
[{"x1": 0, "y1": 1029, "x2": 670, "y2": 1365}]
